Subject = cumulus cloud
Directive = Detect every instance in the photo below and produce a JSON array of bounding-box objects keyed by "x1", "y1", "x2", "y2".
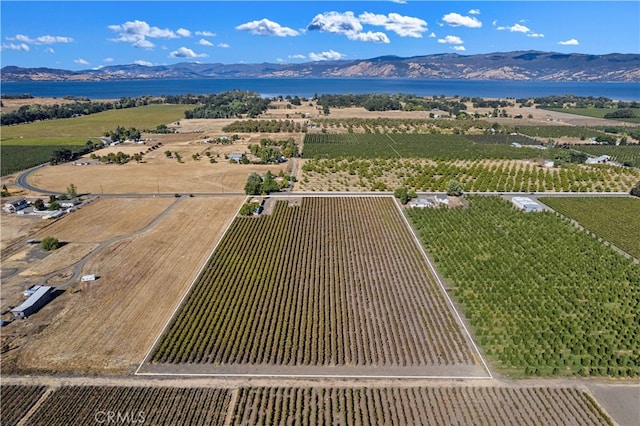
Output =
[
  {"x1": 236, "y1": 18, "x2": 299, "y2": 37},
  {"x1": 195, "y1": 31, "x2": 215, "y2": 37},
  {"x1": 452, "y1": 45, "x2": 466, "y2": 51},
  {"x1": 497, "y1": 23, "x2": 530, "y2": 33},
  {"x1": 528, "y1": 33, "x2": 544, "y2": 38},
  {"x1": 176, "y1": 28, "x2": 191, "y2": 37},
  {"x1": 558, "y1": 38, "x2": 579, "y2": 45},
  {"x1": 1, "y1": 42, "x2": 30, "y2": 51},
  {"x1": 289, "y1": 54, "x2": 306, "y2": 59},
  {"x1": 134, "y1": 60, "x2": 153, "y2": 66},
  {"x1": 7, "y1": 34, "x2": 73, "y2": 45},
  {"x1": 218, "y1": 42, "x2": 230, "y2": 48},
  {"x1": 308, "y1": 49, "x2": 345, "y2": 61},
  {"x1": 308, "y1": 11, "x2": 390, "y2": 42},
  {"x1": 391, "y1": 0, "x2": 407, "y2": 4},
  {"x1": 198, "y1": 39, "x2": 214, "y2": 46},
  {"x1": 442, "y1": 13, "x2": 482, "y2": 28},
  {"x1": 358, "y1": 12, "x2": 427, "y2": 37},
  {"x1": 45, "y1": 47, "x2": 55, "y2": 54},
  {"x1": 438, "y1": 35, "x2": 464, "y2": 45},
  {"x1": 104, "y1": 57, "x2": 114, "y2": 62},
  {"x1": 468, "y1": 9, "x2": 480, "y2": 15},
  {"x1": 428, "y1": 32, "x2": 436, "y2": 38},
  {"x1": 169, "y1": 47, "x2": 208, "y2": 58},
  {"x1": 74, "y1": 58, "x2": 89, "y2": 65}
]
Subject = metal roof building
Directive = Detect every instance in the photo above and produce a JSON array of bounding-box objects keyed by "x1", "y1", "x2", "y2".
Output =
[
  {"x1": 11, "y1": 286, "x2": 54, "y2": 319},
  {"x1": 511, "y1": 197, "x2": 542, "y2": 212}
]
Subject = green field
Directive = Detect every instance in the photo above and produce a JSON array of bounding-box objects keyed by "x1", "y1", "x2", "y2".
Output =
[
  {"x1": 407, "y1": 196, "x2": 640, "y2": 377},
  {"x1": 539, "y1": 197, "x2": 640, "y2": 258},
  {"x1": 302, "y1": 133, "x2": 559, "y2": 160},
  {"x1": 544, "y1": 107, "x2": 640, "y2": 124},
  {"x1": 517, "y1": 126, "x2": 610, "y2": 139},
  {"x1": 1, "y1": 104, "x2": 190, "y2": 175}
]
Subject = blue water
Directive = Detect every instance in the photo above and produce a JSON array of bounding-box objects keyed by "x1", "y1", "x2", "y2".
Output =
[{"x1": 1, "y1": 78, "x2": 639, "y2": 100}]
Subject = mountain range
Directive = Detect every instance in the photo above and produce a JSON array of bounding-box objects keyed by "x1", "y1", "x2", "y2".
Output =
[{"x1": 2, "y1": 51, "x2": 639, "y2": 82}]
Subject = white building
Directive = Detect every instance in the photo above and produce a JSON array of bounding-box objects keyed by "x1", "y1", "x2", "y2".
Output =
[
  {"x1": 511, "y1": 197, "x2": 542, "y2": 212},
  {"x1": 585, "y1": 155, "x2": 611, "y2": 165},
  {"x1": 408, "y1": 199, "x2": 433, "y2": 209}
]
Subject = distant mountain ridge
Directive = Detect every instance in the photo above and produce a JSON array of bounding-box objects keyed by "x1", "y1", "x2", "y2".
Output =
[{"x1": 2, "y1": 51, "x2": 639, "y2": 82}]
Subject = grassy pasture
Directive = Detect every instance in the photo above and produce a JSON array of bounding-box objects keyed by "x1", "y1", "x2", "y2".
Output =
[
  {"x1": 539, "y1": 197, "x2": 640, "y2": 258},
  {"x1": 544, "y1": 107, "x2": 640, "y2": 123}
]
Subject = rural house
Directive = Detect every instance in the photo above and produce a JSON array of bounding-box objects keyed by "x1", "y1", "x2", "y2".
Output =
[{"x1": 3, "y1": 199, "x2": 29, "y2": 213}]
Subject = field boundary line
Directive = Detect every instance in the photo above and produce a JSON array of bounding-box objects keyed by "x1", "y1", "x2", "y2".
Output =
[
  {"x1": 133, "y1": 372, "x2": 492, "y2": 380},
  {"x1": 392, "y1": 196, "x2": 493, "y2": 379},
  {"x1": 385, "y1": 134, "x2": 403, "y2": 158},
  {"x1": 16, "y1": 386, "x2": 56, "y2": 426},
  {"x1": 135, "y1": 196, "x2": 248, "y2": 375}
]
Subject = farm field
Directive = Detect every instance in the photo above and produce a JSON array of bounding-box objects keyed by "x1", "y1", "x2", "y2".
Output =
[
  {"x1": 302, "y1": 133, "x2": 560, "y2": 160},
  {"x1": 1, "y1": 143, "x2": 87, "y2": 176},
  {"x1": 1, "y1": 196, "x2": 244, "y2": 374},
  {"x1": 544, "y1": 107, "x2": 640, "y2": 124},
  {"x1": 297, "y1": 158, "x2": 639, "y2": 193},
  {"x1": 517, "y1": 125, "x2": 611, "y2": 140},
  {"x1": 1, "y1": 383, "x2": 616, "y2": 426},
  {"x1": 572, "y1": 145, "x2": 640, "y2": 167},
  {"x1": 147, "y1": 197, "x2": 482, "y2": 377},
  {"x1": 539, "y1": 197, "x2": 640, "y2": 258},
  {"x1": 407, "y1": 196, "x2": 640, "y2": 377},
  {"x1": 0, "y1": 385, "x2": 48, "y2": 426}
]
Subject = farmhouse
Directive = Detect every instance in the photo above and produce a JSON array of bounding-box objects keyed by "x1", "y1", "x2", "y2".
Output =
[
  {"x1": 11, "y1": 286, "x2": 54, "y2": 319},
  {"x1": 3, "y1": 199, "x2": 29, "y2": 213},
  {"x1": 228, "y1": 153, "x2": 243, "y2": 163},
  {"x1": 511, "y1": 197, "x2": 542, "y2": 212},
  {"x1": 585, "y1": 155, "x2": 611, "y2": 164}
]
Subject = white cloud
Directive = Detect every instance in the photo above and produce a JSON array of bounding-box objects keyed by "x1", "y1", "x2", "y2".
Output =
[
  {"x1": 308, "y1": 11, "x2": 362, "y2": 35},
  {"x1": 442, "y1": 13, "x2": 482, "y2": 28},
  {"x1": 195, "y1": 31, "x2": 215, "y2": 37},
  {"x1": 528, "y1": 33, "x2": 544, "y2": 38},
  {"x1": 74, "y1": 58, "x2": 89, "y2": 65},
  {"x1": 309, "y1": 49, "x2": 345, "y2": 61},
  {"x1": 558, "y1": 38, "x2": 579, "y2": 45},
  {"x1": 452, "y1": 45, "x2": 466, "y2": 51},
  {"x1": 428, "y1": 32, "x2": 436, "y2": 38},
  {"x1": 1, "y1": 43, "x2": 30, "y2": 51},
  {"x1": 7, "y1": 34, "x2": 73, "y2": 45},
  {"x1": 468, "y1": 9, "x2": 480, "y2": 15},
  {"x1": 134, "y1": 60, "x2": 153, "y2": 66},
  {"x1": 492, "y1": 20, "x2": 498, "y2": 27},
  {"x1": 169, "y1": 47, "x2": 208, "y2": 58},
  {"x1": 218, "y1": 42, "x2": 230, "y2": 48},
  {"x1": 497, "y1": 23, "x2": 530, "y2": 33},
  {"x1": 45, "y1": 47, "x2": 55, "y2": 54},
  {"x1": 391, "y1": 0, "x2": 407, "y2": 4},
  {"x1": 289, "y1": 54, "x2": 306, "y2": 59},
  {"x1": 198, "y1": 39, "x2": 214, "y2": 46},
  {"x1": 358, "y1": 12, "x2": 427, "y2": 38},
  {"x1": 134, "y1": 39, "x2": 155, "y2": 49},
  {"x1": 438, "y1": 35, "x2": 464, "y2": 45},
  {"x1": 236, "y1": 19, "x2": 299, "y2": 37},
  {"x1": 176, "y1": 28, "x2": 191, "y2": 38},
  {"x1": 349, "y1": 31, "x2": 390, "y2": 43}
]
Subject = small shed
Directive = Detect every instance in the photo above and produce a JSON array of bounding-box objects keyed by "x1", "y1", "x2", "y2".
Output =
[
  {"x1": 408, "y1": 199, "x2": 432, "y2": 209},
  {"x1": 11, "y1": 286, "x2": 54, "y2": 319},
  {"x1": 512, "y1": 197, "x2": 542, "y2": 212},
  {"x1": 585, "y1": 155, "x2": 610, "y2": 165},
  {"x1": 228, "y1": 153, "x2": 243, "y2": 163},
  {"x1": 81, "y1": 274, "x2": 96, "y2": 282},
  {"x1": 3, "y1": 199, "x2": 29, "y2": 213}
]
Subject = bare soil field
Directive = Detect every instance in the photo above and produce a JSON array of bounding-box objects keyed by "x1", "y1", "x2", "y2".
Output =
[{"x1": 1, "y1": 196, "x2": 244, "y2": 374}]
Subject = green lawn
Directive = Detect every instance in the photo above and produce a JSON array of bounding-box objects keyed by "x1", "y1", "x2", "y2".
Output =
[{"x1": 539, "y1": 196, "x2": 640, "y2": 258}]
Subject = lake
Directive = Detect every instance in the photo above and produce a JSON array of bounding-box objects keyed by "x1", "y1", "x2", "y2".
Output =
[{"x1": 2, "y1": 78, "x2": 639, "y2": 100}]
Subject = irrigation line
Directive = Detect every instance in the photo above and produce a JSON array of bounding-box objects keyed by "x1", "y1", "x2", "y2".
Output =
[
  {"x1": 392, "y1": 196, "x2": 494, "y2": 380},
  {"x1": 135, "y1": 196, "x2": 249, "y2": 375}
]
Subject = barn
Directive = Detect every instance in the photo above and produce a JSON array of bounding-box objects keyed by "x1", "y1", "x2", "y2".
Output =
[{"x1": 11, "y1": 286, "x2": 54, "y2": 319}]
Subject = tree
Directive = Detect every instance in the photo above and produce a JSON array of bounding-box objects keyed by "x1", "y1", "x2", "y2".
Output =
[
  {"x1": 446, "y1": 179, "x2": 463, "y2": 196},
  {"x1": 244, "y1": 173, "x2": 263, "y2": 195},
  {"x1": 33, "y1": 198, "x2": 45, "y2": 210},
  {"x1": 261, "y1": 171, "x2": 280, "y2": 193},
  {"x1": 1, "y1": 184, "x2": 10, "y2": 197},
  {"x1": 394, "y1": 187, "x2": 410, "y2": 204},
  {"x1": 67, "y1": 183, "x2": 77, "y2": 198},
  {"x1": 631, "y1": 181, "x2": 640, "y2": 198},
  {"x1": 41, "y1": 236, "x2": 60, "y2": 251}
]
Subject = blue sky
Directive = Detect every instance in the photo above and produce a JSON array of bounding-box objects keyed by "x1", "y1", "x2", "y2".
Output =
[{"x1": 1, "y1": 1, "x2": 638, "y2": 70}]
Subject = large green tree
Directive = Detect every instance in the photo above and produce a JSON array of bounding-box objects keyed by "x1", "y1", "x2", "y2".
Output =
[
  {"x1": 446, "y1": 179, "x2": 463, "y2": 196},
  {"x1": 244, "y1": 173, "x2": 263, "y2": 195}
]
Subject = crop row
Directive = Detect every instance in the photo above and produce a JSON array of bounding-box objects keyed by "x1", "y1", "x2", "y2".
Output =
[
  {"x1": 302, "y1": 133, "x2": 558, "y2": 160},
  {"x1": 407, "y1": 196, "x2": 640, "y2": 377},
  {"x1": 0, "y1": 385, "x2": 47, "y2": 426},
  {"x1": 151, "y1": 197, "x2": 475, "y2": 367},
  {"x1": 539, "y1": 197, "x2": 640, "y2": 259},
  {"x1": 24, "y1": 386, "x2": 231, "y2": 426},
  {"x1": 572, "y1": 145, "x2": 640, "y2": 167},
  {"x1": 299, "y1": 158, "x2": 639, "y2": 193},
  {"x1": 231, "y1": 386, "x2": 610, "y2": 425},
  {"x1": 1, "y1": 144, "x2": 85, "y2": 176},
  {"x1": 2, "y1": 385, "x2": 613, "y2": 426}
]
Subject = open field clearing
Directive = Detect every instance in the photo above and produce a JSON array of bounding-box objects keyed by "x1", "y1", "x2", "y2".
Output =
[
  {"x1": 147, "y1": 197, "x2": 482, "y2": 377},
  {"x1": 1, "y1": 383, "x2": 617, "y2": 426},
  {"x1": 539, "y1": 197, "x2": 640, "y2": 259},
  {"x1": 297, "y1": 158, "x2": 639, "y2": 193},
  {"x1": 543, "y1": 107, "x2": 640, "y2": 124},
  {"x1": 1, "y1": 196, "x2": 243, "y2": 374},
  {"x1": 407, "y1": 196, "x2": 640, "y2": 377}
]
